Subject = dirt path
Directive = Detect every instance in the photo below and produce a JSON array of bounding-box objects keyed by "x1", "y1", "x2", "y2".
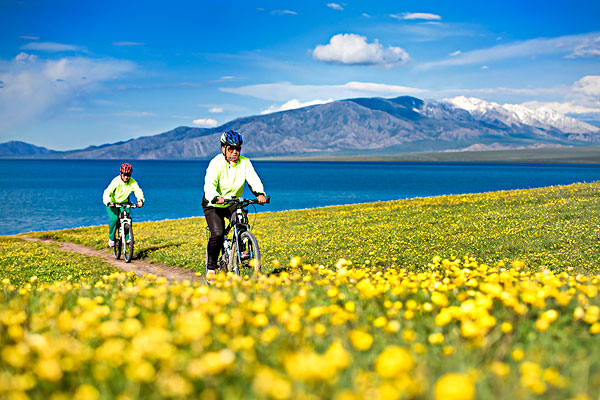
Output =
[{"x1": 19, "y1": 237, "x2": 204, "y2": 283}]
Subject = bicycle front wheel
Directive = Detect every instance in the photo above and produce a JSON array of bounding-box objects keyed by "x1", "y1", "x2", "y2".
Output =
[
  {"x1": 123, "y1": 223, "x2": 134, "y2": 263},
  {"x1": 113, "y1": 227, "x2": 121, "y2": 259},
  {"x1": 229, "y1": 231, "x2": 261, "y2": 276}
]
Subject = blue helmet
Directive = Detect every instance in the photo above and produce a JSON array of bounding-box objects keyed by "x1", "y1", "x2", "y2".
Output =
[{"x1": 220, "y1": 130, "x2": 243, "y2": 147}]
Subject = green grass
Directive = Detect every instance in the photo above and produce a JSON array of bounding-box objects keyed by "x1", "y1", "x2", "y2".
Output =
[
  {"x1": 0, "y1": 238, "x2": 119, "y2": 285},
  {"x1": 25, "y1": 181, "x2": 600, "y2": 275}
]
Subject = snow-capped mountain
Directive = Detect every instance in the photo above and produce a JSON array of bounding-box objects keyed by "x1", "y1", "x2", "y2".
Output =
[
  {"x1": 5, "y1": 95, "x2": 600, "y2": 159},
  {"x1": 445, "y1": 96, "x2": 599, "y2": 135}
]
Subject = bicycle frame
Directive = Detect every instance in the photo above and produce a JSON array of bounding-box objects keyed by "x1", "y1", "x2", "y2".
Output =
[
  {"x1": 210, "y1": 196, "x2": 269, "y2": 275},
  {"x1": 227, "y1": 206, "x2": 251, "y2": 268},
  {"x1": 112, "y1": 203, "x2": 137, "y2": 262}
]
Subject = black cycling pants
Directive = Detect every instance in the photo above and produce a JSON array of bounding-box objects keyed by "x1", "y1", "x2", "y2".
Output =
[{"x1": 203, "y1": 205, "x2": 235, "y2": 270}]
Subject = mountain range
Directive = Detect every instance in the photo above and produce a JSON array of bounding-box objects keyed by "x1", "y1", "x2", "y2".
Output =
[{"x1": 2, "y1": 96, "x2": 599, "y2": 159}]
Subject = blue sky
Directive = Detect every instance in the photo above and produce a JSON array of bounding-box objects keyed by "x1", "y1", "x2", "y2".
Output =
[{"x1": 1, "y1": 0, "x2": 599, "y2": 150}]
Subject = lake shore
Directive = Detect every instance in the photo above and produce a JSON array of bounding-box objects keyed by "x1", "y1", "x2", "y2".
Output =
[{"x1": 255, "y1": 146, "x2": 600, "y2": 164}]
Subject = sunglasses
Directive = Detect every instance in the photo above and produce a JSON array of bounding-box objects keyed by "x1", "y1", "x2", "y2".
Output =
[{"x1": 226, "y1": 146, "x2": 241, "y2": 152}]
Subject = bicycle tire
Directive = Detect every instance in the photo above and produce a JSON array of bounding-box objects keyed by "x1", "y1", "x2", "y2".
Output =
[
  {"x1": 123, "y1": 223, "x2": 134, "y2": 263},
  {"x1": 113, "y1": 225, "x2": 121, "y2": 259},
  {"x1": 229, "y1": 231, "x2": 261, "y2": 276}
]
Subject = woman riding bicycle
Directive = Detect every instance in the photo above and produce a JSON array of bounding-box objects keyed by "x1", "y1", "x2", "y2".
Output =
[
  {"x1": 103, "y1": 163, "x2": 145, "y2": 247},
  {"x1": 203, "y1": 130, "x2": 267, "y2": 282}
]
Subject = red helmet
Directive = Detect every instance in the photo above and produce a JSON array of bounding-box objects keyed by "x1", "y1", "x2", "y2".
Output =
[{"x1": 120, "y1": 163, "x2": 133, "y2": 176}]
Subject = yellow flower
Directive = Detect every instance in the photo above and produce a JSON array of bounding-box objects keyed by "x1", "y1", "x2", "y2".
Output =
[
  {"x1": 73, "y1": 384, "x2": 100, "y2": 400},
  {"x1": 126, "y1": 360, "x2": 155, "y2": 382},
  {"x1": 374, "y1": 346, "x2": 414, "y2": 378},
  {"x1": 253, "y1": 313, "x2": 269, "y2": 327},
  {"x1": 435, "y1": 308, "x2": 453, "y2": 326},
  {"x1": 253, "y1": 367, "x2": 292, "y2": 400},
  {"x1": 490, "y1": 361, "x2": 510, "y2": 377},
  {"x1": 434, "y1": 373, "x2": 475, "y2": 400},
  {"x1": 214, "y1": 312, "x2": 230, "y2": 325},
  {"x1": 35, "y1": 358, "x2": 63, "y2": 382},
  {"x1": 2, "y1": 343, "x2": 30, "y2": 368},
  {"x1": 500, "y1": 321, "x2": 513, "y2": 333},
  {"x1": 512, "y1": 348, "x2": 525, "y2": 361},
  {"x1": 431, "y1": 291, "x2": 449, "y2": 307},
  {"x1": 290, "y1": 256, "x2": 302, "y2": 268},
  {"x1": 349, "y1": 330, "x2": 373, "y2": 351},
  {"x1": 402, "y1": 329, "x2": 416, "y2": 343},
  {"x1": 428, "y1": 333, "x2": 444, "y2": 345}
]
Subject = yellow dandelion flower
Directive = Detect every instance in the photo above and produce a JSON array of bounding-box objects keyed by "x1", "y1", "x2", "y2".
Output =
[
  {"x1": 434, "y1": 373, "x2": 475, "y2": 400},
  {"x1": 349, "y1": 330, "x2": 373, "y2": 351},
  {"x1": 374, "y1": 345, "x2": 414, "y2": 378}
]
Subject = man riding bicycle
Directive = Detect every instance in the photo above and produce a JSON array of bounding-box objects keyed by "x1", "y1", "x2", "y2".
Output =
[
  {"x1": 203, "y1": 130, "x2": 267, "y2": 282},
  {"x1": 103, "y1": 163, "x2": 145, "y2": 247}
]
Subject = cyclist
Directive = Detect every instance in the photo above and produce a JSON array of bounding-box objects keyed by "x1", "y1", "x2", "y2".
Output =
[
  {"x1": 203, "y1": 129, "x2": 267, "y2": 282},
  {"x1": 102, "y1": 163, "x2": 145, "y2": 247}
]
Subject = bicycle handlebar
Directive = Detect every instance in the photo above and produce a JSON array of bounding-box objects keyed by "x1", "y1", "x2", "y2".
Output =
[
  {"x1": 111, "y1": 203, "x2": 138, "y2": 208},
  {"x1": 217, "y1": 196, "x2": 270, "y2": 206}
]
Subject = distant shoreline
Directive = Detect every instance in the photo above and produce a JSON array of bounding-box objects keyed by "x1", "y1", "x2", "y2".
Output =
[
  {"x1": 255, "y1": 146, "x2": 600, "y2": 164},
  {"x1": 2, "y1": 146, "x2": 600, "y2": 164}
]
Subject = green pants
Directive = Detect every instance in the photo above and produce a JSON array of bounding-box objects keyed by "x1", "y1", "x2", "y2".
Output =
[{"x1": 106, "y1": 205, "x2": 120, "y2": 240}]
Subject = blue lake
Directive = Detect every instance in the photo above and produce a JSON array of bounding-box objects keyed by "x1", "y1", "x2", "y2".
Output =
[{"x1": 1, "y1": 159, "x2": 599, "y2": 235}]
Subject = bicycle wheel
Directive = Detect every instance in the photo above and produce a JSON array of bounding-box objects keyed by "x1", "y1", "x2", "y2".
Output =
[
  {"x1": 229, "y1": 231, "x2": 261, "y2": 276},
  {"x1": 113, "y1": 225, "x2": 121, "y2": 259},
  {"x1": 123, "y1": 223, "x2": 134, "y2": 263}
]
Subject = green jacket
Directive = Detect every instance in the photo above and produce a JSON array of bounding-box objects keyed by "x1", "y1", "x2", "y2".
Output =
[
  {"x1": 102, "y1": 176, "x2": 145, "y2": 205},
  {"x1": 204, "y1": 154, "x2": 265, "y2": 208}
]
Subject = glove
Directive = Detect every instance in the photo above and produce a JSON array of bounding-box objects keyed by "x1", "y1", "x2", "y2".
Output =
[{"x1": 136, "y1": 201, "x2": 143, "y2": 208}]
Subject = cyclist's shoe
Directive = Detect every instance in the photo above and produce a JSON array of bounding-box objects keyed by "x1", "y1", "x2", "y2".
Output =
[
  {"x1": 240, "y1": 251, "x2": 250, "y2": 260},
  {"x1": 206, "y1": 270, "x2": 216, "y2": 284},
  {"x1": 108, "y1": 239, "x2": 115, "y2": 247}
]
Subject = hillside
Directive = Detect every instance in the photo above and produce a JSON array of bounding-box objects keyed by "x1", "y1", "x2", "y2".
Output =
[
  {"x1": 0, "y1": 140, "x2": 55, "y2": 156},
  {"x1": 5, "y1": 95, "x2": 600, "y2": 159}
]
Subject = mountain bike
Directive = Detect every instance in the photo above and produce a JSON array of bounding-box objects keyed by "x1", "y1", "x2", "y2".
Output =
[
  {"x1": 206, "y1": 196, "x2": 270, "y2": 276},
  {"x1": 111, "y1": 203, "x2": 137, "y2": 263}
]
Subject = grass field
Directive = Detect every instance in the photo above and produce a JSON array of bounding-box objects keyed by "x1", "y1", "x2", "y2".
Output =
[{"x1": 2, "y1": 182, "x2": 600, "y2": 399}]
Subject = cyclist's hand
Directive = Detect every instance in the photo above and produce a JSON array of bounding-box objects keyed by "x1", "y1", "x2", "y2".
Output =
[
  {"x1": 136, "y1": 201, "x2": 143, "y2": 208},
  {"x1": 108, "y1": 202, "x2": 115, "y2": 207},
  {"x1": 215, "y1": 196, "x2": 225, "y2": 204},
  {"x1": 257, "y1": 194, "x2": 267, "y2": 204}
]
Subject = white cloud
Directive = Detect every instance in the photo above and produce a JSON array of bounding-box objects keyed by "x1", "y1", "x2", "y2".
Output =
[
  {"x1": 327, "y1": 3, "x2": 344, "y2": 11},
  {"x1": 419, "y1": 32, "x2": 600, "y2": 69},
  {"x1": 112, "y1": 42, "x2": 145, "y2": 46},
  {"x1": 271, "y1": 10, "x2": 297, "y2": 15},
  {"x1": 0, "y1": 53, "x2": 135, "y2": 131},
  {"x1": 193, "y1": 118, "x2": 218, "y2": 127},
  {"x1": 15, "y1": 52, "x2": 38, "y2": 62},
  {"x1": 115, "y1": 110, "x2": 156, "y2": 117},
  {"x1": 221, "y1": 81, "x2": 425, "y2": 102},
  {"x1": 20, "y1": 36, "x2": 40, "y2": 40},
  {"x1": 567, "y1": 36, "x2": 600, "y2": 58},
  {"x1": 573, "y1": 75, "x2": 600, "y2": 97},
  {"x1": 21, "y1": 42, "x2": 83, "y2": 52},
  {"x1": 390, "y1": 12, "x2": 442, "y2": 21},
  {"x1": 521, "y1": 100, "x2": 600, "y2": 115},
  {"x1": 485, "y1": 76, "x2": 600, "y2": 116},
  {"x1": 449, "y1": 50, "x2": 461, "y2": 56},
  {"x1": 261, "y1": 98, "x2": 334, "y2": 114},
  {"x1": 209, "y1": 107, "x2": 224, "y2": 113},
  {"x1": 312, "y1": 33, "x2": 410, "y2": 68}
]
